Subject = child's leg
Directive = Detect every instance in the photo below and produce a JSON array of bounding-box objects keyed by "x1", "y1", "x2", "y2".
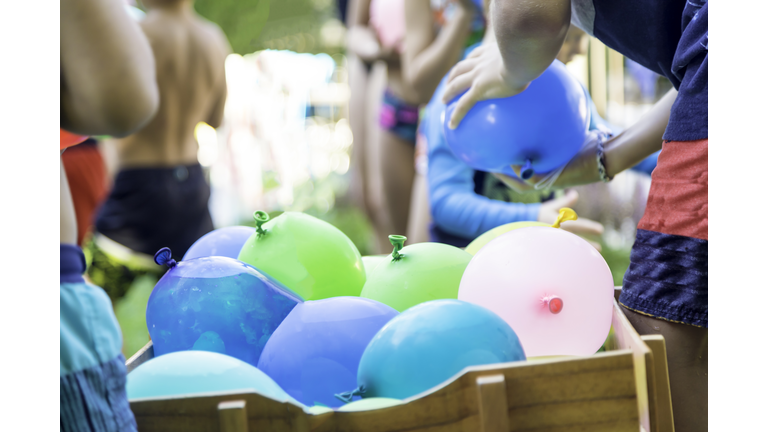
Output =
[{"x1": 622, "y1": 306, "x2": 708, "y2": 432}]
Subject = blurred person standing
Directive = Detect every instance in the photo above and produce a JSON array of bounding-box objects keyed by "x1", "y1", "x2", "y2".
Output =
[{"x1": 89, "y1": 0, "x2": 232, "y2": 301}]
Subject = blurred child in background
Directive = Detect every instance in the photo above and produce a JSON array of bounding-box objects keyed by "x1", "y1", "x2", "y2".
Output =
[{"x1": 88, "y1": 0, "x2": 232, "y2": 302}]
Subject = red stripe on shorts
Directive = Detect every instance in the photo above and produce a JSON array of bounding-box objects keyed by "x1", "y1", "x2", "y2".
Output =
[{"x1": 637, "y1": 139, "x2": 708, "y2": 240}]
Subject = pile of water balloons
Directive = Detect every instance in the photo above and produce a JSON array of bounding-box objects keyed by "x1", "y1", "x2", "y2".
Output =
[{"x1": 128, "y1": 207, "x2": 613, "y2": 411}]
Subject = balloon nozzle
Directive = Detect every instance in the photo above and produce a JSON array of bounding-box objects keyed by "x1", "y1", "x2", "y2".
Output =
[
  {"x1": 254, "y1": 211, "x2": 270, "y2": 237},
  {"x1": 389, "y1": 235, "x2": 407, "y2": 261},
  {"x1": 520, "y1": 159, "x2": 534, "y2": 180},
  {"x1": 154, "y1": 247, "x2": 177, "y2": 268},
  {"x1": 543, "y1": 295, "x2": 563, "y2": 314},
  {"x1": 551, "y1": 208, "x2": 578, "y2": 228}
]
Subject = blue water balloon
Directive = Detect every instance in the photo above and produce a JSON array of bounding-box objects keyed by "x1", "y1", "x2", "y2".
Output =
[
  {"x1": 126, "y1": 350, "x2": 297, "y2": 403},
  {"x1": 444, "y1": 60, "x2": 589, "y2": 179},
  {"x1": 147, "y1": 248, "x2": 303, "y2": 368},
  {"x1": 357, "y1": 299, "x2": 526, "y2": 400},
  {"x1": 182, "y1": 226, "x2": 254, "y2": 260},
  {"x1": 257, "y1": 297, "x2": 398, "y2": 408}
]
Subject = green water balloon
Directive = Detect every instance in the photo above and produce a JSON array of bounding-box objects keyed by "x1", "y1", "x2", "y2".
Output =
[
  {"x1": 361, "y1": 255, "x2": 388, "y2": 279},
  {"x1": 465, "y1": 221, "x2": 549, "y2": 255},
  {"x1": 360, "y1": 235, "x2": 471, "y2": 312},
  {"x1": 238, "y1": 211, "x2": 366, "y2": 301}
]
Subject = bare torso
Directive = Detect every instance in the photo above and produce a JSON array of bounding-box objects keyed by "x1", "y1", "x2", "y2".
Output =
[{"x1": 115, "y1": 6, "x2": 230, "y2": 169}]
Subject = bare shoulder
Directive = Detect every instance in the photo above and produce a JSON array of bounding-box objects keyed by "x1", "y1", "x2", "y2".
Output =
[{"x1": 195, "y1": 16, "x2": 232, "y2": 56}]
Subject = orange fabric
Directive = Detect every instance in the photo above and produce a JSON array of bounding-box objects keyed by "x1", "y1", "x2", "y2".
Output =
[
  {"x1": 638, "y1": 139, "x2": 708, "y2": 240},
  {"x1": 60, "y1": 129, "x2": 89, "y2": 150},
  {"x1": 61, "y1": 143, "x2": 108, "y2": 246}
]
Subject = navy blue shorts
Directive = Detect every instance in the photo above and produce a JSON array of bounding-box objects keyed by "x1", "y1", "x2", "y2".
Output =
[{"x1": 94, "y1": 164, "x2": 213, "y2": 260}]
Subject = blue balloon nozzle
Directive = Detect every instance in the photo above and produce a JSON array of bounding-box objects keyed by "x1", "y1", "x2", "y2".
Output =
[
  {"x1": 154, "y1": 247, "x2": 177, "y2": 268},
  {"x1": 520, "y1": 159, "x2": 534, "y2": 180}
]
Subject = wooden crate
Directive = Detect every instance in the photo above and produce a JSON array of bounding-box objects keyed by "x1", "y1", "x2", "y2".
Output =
[{"x1": 125, "y1": 289, "x2": 673, "y2": 432}]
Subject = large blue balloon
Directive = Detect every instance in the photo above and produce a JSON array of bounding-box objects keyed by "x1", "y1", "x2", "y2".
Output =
[
  {"x1": 126, "y1": 350, "x2": 296, "y2": 403},
  {"x1": 444, "y1": 60, "x2": 589, "y2": 179},
  {"x1": 182, "y1": 226, "x2": 254, "y2": 260},
  {"x1": 147, "y1": 249, "x2": 303, "y2": 368},
  {"x1": 257, "y1": 297, "x2": 398, "y2": 408},
  {"x1": 357, "y1": 299, "x2": 526, "y2": 400}
]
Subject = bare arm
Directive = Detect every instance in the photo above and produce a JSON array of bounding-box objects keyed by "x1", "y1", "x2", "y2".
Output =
[
  {"x1": 402, "y1": 0, "x2": 473, "y2": 103},
  {"x1": 443, "y1": 0, "x2": 571, "y2": 127},
  {"x1": 492, "y1": 0, "x2": 571, "y2": 89},
  {"x1": 603, "y1": 89, "x2": 677, "y2": 177},
  {"x1": 61, "y1": 0, "x2": 159, "y2": 137},
  {"x1": 207, "y1": 33, "x2": 233, "y2": 129},
  {"x1": 503, "y1": 89, "x2": 678, "y2": 189}
]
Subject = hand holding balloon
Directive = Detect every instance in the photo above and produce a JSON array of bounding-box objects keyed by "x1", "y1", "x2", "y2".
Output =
[
  {"x1": 508, "y1": 129, "x2": 612, "y2": 189},
  {"x1": 442, "y1": 43, "x2": 530, "y2": 129}
]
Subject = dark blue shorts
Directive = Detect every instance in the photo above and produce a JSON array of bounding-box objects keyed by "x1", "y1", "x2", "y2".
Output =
[{"x1": 94, "y1": 164, "x2": 214, "y2": 260}]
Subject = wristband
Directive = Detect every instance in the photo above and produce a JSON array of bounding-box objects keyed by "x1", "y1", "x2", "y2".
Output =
[{"x1": 596, "y1": 134, "x2": 613, "y2": 183}]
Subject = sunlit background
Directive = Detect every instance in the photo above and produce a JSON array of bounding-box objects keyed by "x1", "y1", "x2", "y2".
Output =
[{"x1": 116, "y1": 0, "x2": 674, "y2": 355}]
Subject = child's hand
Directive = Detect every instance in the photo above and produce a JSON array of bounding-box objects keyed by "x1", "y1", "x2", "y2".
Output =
[
  {"x1": 442, "y1": 44, "x2": 529, "y2": 129},
  {"x1": 510, "y1": 130, "x2": 609, "y2": 189},
  {"x1": 537, "y1": 190, "x2": 604, "y2": 251}
]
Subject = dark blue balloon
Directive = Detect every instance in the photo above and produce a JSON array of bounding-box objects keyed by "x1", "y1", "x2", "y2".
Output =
[
  {"x1": 357, "y1": 300, "x2": 526, "y2": 400},
  {"x1": 444, "y1": 60, "x2": 589, "y2": 178},
  {"x1": 257, "y1": 297, "x2": 398, "y2": 408},
  {"x1": 146, "y1": 255, "x2": 303, "y2": 368},
  {"x1": 182, "y1": 226, "x2": 254, "y2": 261}
]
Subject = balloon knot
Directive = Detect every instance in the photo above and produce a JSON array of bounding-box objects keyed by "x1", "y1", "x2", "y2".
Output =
[
  {"x1": 154, "y1": 247, "x2": 177, "y2": 268},
  {"x1": 389, "y1": 235, "x2": 407, "y2": 261},
  {"x1": 254, "y1": 211, "x2": 270, "y2": 238},
  {"x1": 521, "y1": 159, "x2": 534, "y2": 180},
  {"x1": 334, "y1": 385, "x2": 366, "y2": 404},
  {"x1": 551, "y1": 208, "x2": 578, "y2": 228},
  {"x1": 542, "y1": 295, "x2": 564, "y2": 314}
]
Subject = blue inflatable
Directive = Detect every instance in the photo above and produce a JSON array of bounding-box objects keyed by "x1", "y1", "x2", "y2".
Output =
[
  {"x1": 257, "y1": 297, "x2": 398, "y2": 408},
  {"x1": 444, "y1": 60, "x2": 589, "y2": 179},
  {"x1": 147, "y1": 248, "x2": 303, "y2": 368},
  {"x1": 126, "y1": 350, "x2": 297, "y2": 403},
  {"x1": 356, "y1": 299, "x2": 526, "y2": 400},
  {"x1": 182, "y1": 226, "x2": 254, "y2": 260}
]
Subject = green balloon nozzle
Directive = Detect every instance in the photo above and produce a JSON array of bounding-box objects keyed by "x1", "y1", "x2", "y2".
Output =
[
  {"x1": 254, "y1": 211, "x2": 270, "y2": 238},
  {"x1": 389, "y1": 235, "x2": 407, "y2": 262}
]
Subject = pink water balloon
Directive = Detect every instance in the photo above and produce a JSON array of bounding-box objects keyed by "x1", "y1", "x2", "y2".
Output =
[{"x1": 458, "y1": 224, "x2": 613, "y2": 357}]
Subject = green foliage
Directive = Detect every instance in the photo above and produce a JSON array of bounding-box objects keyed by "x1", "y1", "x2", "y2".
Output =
[{"x1": 193, "y1": 0, "x2": 270, "y2": 55}]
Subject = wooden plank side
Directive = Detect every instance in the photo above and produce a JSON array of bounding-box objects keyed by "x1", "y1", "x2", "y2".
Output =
[
  {"x1": 130, "y1": 391, "x2": 308, "y2": 432},
  {"x1": 476, "y1": 375, "x2": 510, "y2": 432},
  {"x1": 218, "y1": 400, "x2": 249, "y2": 432},
  {"x1": 611, "y1": 299, "x2": 654, "y2": 432},
  {"x1": 125, "y1": 340, "x2": 154, "y2": 373},
  {"x1": 508, "y1": 398, "x2": 639, "y2": 431},
  {"x1": 641, "y1": 335, "x2": 675, "y2": 432}
]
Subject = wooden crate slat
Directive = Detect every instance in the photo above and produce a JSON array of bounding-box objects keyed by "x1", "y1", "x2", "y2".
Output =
[{"x1": 507, "y1": 398, "x2": 639, "y2": 431}]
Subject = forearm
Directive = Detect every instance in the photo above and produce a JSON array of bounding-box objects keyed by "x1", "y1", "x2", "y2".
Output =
[
  {"x1": 604, "y1": 89, "x2": 677, "y2": 177},
  {"x1": 492, "y1": 0, "x2": 571, "y2": 88},
  {"x1": 432, "y1": 191, "x2": 541, "y2": 239},
  {"x1": 61, "y1": 0, "x2": 158, "y2": 136},
  {"x1": 404, "y1": 7, "x2": 473, "y2": 102}
]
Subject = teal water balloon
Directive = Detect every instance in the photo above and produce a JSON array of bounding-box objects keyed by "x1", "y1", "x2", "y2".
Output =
[
  {"x1": 126, "y1": 350, "x2": 297, "y2": 403},
  {"x1": 357, "y1": 300, "x2": 526, "y2": 400}
]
